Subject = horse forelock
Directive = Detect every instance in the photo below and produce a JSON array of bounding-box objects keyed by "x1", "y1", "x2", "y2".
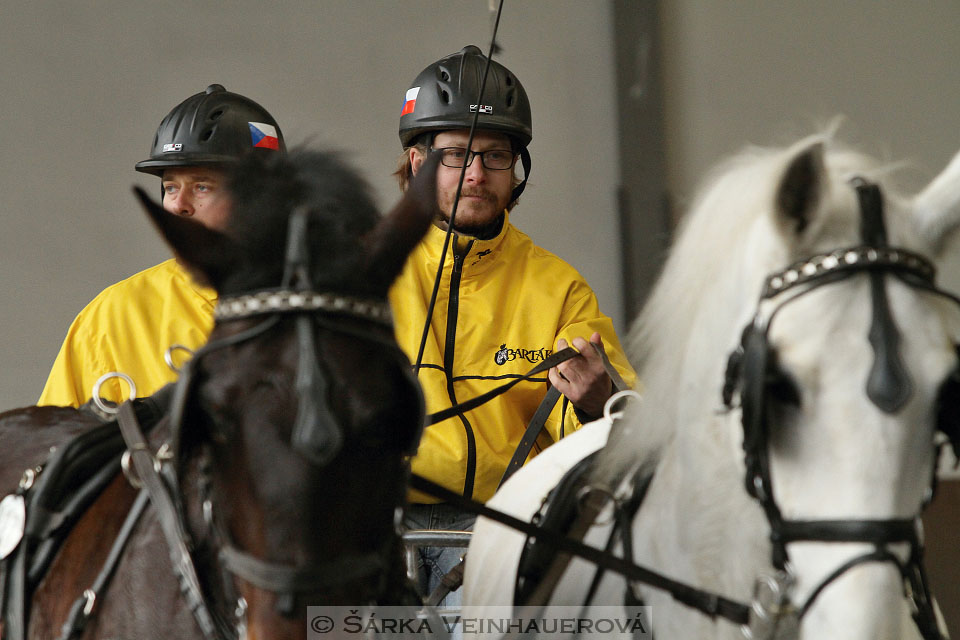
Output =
[
  {"x1": 221, "y1": 148, "x2": 382, "y2": 294},
  {"x1": 597, "y1": 132, "x2": 918, "y2": 484}
]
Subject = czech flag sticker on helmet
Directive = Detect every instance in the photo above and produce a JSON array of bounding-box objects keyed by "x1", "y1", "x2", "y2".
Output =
[
  {"x1": 400, "y1": 87, "x2": 420, "y2": 117},
  {"x1": 248, "y1": 122, "x2": 280, "y2": 149}
]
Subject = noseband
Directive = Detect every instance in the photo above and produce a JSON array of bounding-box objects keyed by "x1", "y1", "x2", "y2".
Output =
[
  {"x1": 723, "y1": 177, "x2": 959, "y2": 639},
  {"x1": 118, "y1": 208, "x2": 421, "y2": 639}
]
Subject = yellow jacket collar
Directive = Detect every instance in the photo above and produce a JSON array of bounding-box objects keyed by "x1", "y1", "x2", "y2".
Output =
[{"x1": 419, "y1": 211, "x2": 511, "y2": 270}]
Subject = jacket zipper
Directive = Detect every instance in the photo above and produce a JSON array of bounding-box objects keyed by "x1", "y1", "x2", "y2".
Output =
[{"x1": 444, "y1": 240, "x2": 477, "y2": 499}]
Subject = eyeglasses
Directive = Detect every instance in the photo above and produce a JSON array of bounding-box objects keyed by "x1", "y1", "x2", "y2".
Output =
[{"x1": 433, "y1": 147, "x2": 517, "y2": 171}]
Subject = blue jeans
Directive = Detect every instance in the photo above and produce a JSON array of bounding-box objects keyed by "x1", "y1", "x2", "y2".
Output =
[{"x1": 403, "y1": 503, "x2": 477, "y2": 610}]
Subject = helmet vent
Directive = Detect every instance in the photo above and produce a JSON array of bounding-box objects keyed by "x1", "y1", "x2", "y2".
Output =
[
  {"x1": 506, "y1": 92, "x2": 515, "y2": 108},
  {"x1": 200, "y1": 128, "x2": 215, "y2": 142},
  {"x1": 208, "y1": 109, "x2": 224, "y2": 121},
  {"x1": 440, "y1": 89, "x2": 451, "y2": 104},
  {"x1": 440, "y1": 69, "x2": 451, "y2": 82}
]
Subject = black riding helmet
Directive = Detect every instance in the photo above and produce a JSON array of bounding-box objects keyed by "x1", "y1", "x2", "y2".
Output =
[
  {"x1": 399, "y1": 45, "x2": 532, "y2": 203},
  {"x1": 135, "y1": 84, "x2": 285, "y2": 177}
]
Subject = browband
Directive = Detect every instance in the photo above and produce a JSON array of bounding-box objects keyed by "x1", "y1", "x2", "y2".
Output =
[
  {"x1": 762, "y1": 245, "x2": 935, "y2": 299},
  {"x1": 214, "y1": 289, "x2": 392, "y2": 325}
]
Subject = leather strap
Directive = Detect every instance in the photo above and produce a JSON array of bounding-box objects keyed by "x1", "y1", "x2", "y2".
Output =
[
  {"x1": 218, "y1": 545, "x2": 383, "y2": 593},
  {"x1": 3, "y1": 520, "x2": 27, "y2": 640},
  {"x1": 498, "y1": 386, "x2": 561, "y2": 489},
  {"x1": 518, "y1": 487, "x2": 610, "y2": 607},
  {"x1": 423, "y1": 558, "x2": 467, "y2": 607},
  {"x1": 425, "y1": 347, "x2": 579, "y2": 425},
  {"x1": 592, "y1": 340, "x2": 630, "y2": 393},
  {"x1": 408, "y1": 473, "x2": 751, "y2": 625},
  {"x1": 116, "y1": 402, "x2": 224, "y2": 640},
  {"x1": 499, "y1": 341, "x2": 631, "y2": 488},
  {"x1": 779, "y1": 518, "x2": 917, "y2": 545},
  {"x1": 55, "y1": 490, "x2": 150, "y2": 640}
]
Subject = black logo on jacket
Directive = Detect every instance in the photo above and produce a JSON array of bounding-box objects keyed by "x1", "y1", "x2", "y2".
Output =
[{"x1": 494, "y1": 344, "x2": 551, "y2": 366}]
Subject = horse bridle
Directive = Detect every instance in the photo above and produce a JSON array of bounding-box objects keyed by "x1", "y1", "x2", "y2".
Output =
[
  {"x1": 409, "y1": 177, "x2": 959, "y2": 639},
  {"x1": 118, "y1": 208, "x2": 423, "y2": 640},
  {"x1": 721, "y1": 177, "x2": 960, "y2": 639}
]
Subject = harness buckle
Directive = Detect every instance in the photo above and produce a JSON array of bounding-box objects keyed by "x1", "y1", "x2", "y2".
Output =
[
  {"x1": 576, "y1": 483, "x2": 617, "y2": 526},
  {"x1": 120, "y1": 444, "x2": 162, "y2": 490},
  {"x1": 741, "y1": 568, "x2": 799, "y2": 640}
]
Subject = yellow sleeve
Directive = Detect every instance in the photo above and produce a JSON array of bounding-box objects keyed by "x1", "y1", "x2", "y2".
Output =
[
  {"x1": 38, "y1": 260, "x2": 215, "y2": 409},
  {"x1": 542, "y1": 289, "x2": 637, "y2": 442},
  {"x1": 38, "y1": 308, "x2": 104, "y2": 408}
]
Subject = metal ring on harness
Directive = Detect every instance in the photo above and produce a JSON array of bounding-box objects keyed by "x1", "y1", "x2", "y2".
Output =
[
  {"x1": 121, "y1": 443, "x2": 161, "y2": 490},
  {"x1": 603, "y1": 389, "x2": 642, "y2": 422},
  {"x1": 575, "y1": 483, "x2": 619, "y2": 527},
  {"x1": 91, "y1": 372, "x2": 137, "y2": 416},
  {"x1": 164, "y1": 344, "x2": 195, "y2": 373},
  {"x1": 741, "y1": 567, "x2": 799, "y2": 639},
  {"x1": 573, "y1": 389, "x2": 642, "y2": 527}
]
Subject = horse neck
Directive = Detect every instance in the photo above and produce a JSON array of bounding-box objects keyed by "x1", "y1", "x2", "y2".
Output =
[
  {"x1": 603, "y1": 164, "x2": 776, "y2": 484},
  {"x1": 604, "y1": 158, "x2": 804, "y2": 600},
  {"x1": 617, "y1": 234, "x2": 786, "y2": 617}
]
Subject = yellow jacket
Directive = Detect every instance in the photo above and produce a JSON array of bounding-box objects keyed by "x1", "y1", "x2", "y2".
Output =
[
  {"x1": 390, "y1": 215, "x2": 635, "y2": 504},
  {"x1": 39, "y1": 259, "x2": 216, "y2": 407}
]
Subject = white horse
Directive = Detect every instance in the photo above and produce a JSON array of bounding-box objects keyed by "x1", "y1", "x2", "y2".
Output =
[{"x1": 463, "y1": 132, "x2": 960, "y2": 639}]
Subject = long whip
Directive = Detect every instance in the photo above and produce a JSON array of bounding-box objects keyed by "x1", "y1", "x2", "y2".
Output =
[{"x1": 412, "y1": 0, "x2": 507, "y2": 374}]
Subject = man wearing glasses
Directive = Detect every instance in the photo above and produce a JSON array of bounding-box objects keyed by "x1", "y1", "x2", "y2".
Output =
[{"x1": 392, "y1": 46, "x2": 635, "y2": 607}]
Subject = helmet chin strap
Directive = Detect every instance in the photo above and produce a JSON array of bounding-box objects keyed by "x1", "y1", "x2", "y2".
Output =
[{"x1": 510, "y1": 146, "x2": 532, "y2": 206}]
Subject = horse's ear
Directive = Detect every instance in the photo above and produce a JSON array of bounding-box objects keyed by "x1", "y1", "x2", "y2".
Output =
[
  {"x1": 362, "y1": 150, "x2": 441, "y2": 289},
  {"x1": 914, "y1": 149, "x2": 960, "y2": 256},
  {"x1": 132, "y1": 186, "x2": 239, "y2": 291},
  {"x1": 772, "y1": 140, "x2": 826, "y2": 237}
]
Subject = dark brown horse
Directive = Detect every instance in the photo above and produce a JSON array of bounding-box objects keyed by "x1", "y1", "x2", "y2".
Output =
[{"x1": 0, "y1": 148, "x2": 441, "y2": 639}]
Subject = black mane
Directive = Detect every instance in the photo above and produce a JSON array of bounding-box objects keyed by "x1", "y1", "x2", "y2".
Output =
[{"x1": 222, "y1": 148, "x2": 382, "y2": 295}]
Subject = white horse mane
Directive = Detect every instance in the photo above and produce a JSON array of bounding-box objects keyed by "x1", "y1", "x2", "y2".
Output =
[
  {"x1": 596, "y1": 131, "x2": 906, "y2": 486},
  {"x1": 466, "y1": 129, "x2": 960, "y2": 637}
]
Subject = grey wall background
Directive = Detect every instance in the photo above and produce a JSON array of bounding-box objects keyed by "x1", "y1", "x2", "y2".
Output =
[
  {"x1": 3, "y1": 1, "x2": 960, "y2": 409},
  {"x1": 660, "y1": 1, "x2": 960, "y2": 205},
  {"x1": 656, "y1": 1, "x2": 960, "y2": 418},
  {"x1": 0, "y1": 1, "x2": 621, "y2": 408}
]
